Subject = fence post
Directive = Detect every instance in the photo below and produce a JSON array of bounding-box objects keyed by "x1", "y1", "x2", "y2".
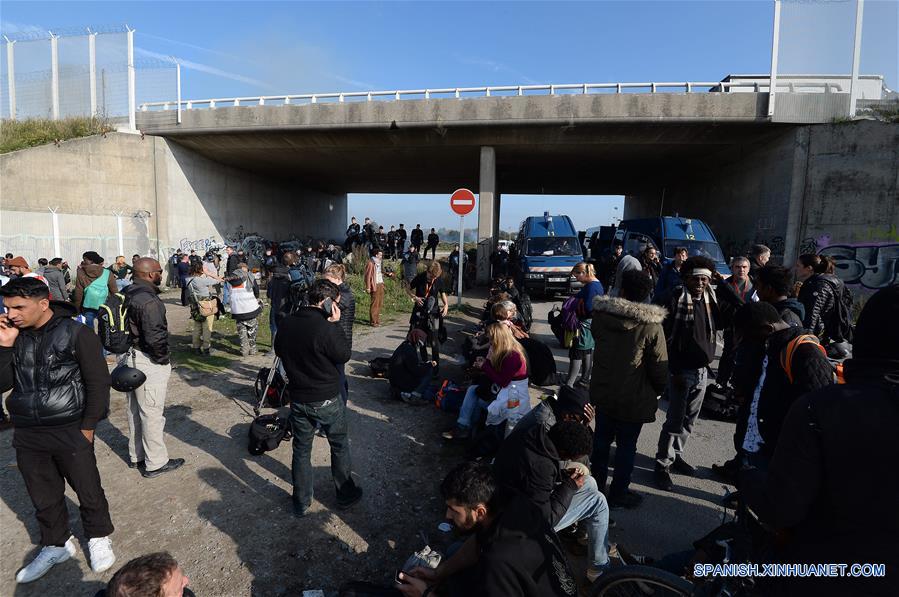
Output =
[
  {"x1": 127, "y1": 27, "x2": 136, "y2": 130},
  {"x1": 175, "y1": 59, "x2": 182, "y2": 124},
  {"x1": 49, "y1": 208, "x2": 61, "y2": 259},
  {"x1": 848, "y1": 0, "x2": 865, "y2": 117},
  {"x1": 88, "y1": 30, "x2": 97, "y2": 117},
  {"x1": 115, "y1": 212, "x2": 124, "y2": 257},
  {"x1": 50, "y1": 32, "x2": 59, "y2": 120},
  {"x1": 767, "y1": 0, "x2": 782, "y2": 118},
  {"x1": 3, "y1": 37, "x2": 14, "y2": 120}
]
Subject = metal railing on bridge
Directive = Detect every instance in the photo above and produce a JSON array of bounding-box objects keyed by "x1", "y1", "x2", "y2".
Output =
[{"x1": 138, "y1": 80, "x2": 843, "y2": 113}]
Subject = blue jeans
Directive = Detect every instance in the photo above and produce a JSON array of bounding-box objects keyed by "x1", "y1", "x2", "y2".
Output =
[
  {"x1": 82, "y1": 309, "x2": 98, "y2": 331},
  {"x1": 222, "y1": 282, "x2": 231, "y2": 307},
  {"x1": 289, "y1": 396, "x2": 356, "y2": 515},
  {"x1": 456, "y1": 386, "x2": 488, "y2": 429},
  {"x1": 553, "y1": 475, "x2": 610, "y2": 569},
  {"x1": 269, "y1": 308, "x2": 278, "y2": 338},
  {"x1": 656, "y1": 367, "x2": 708, "y2": 468},
  {"x1": 591, "y1": 412, "x2": 644, "y2": 497}
]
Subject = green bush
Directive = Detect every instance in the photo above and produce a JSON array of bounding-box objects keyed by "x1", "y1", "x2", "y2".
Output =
[{"x1": 0, "y1": 117, "x2": 115, "y2": 154}]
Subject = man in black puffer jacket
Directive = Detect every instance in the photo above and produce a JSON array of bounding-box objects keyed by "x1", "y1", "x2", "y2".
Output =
[
  {"x1": 0, "y1": 278, "x2": 116, "y2": 583},
  {"x1": 742, "y1": 286, "x2": 899, "y2": 597}
]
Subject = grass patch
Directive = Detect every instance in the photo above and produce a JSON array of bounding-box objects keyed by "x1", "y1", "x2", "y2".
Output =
[
  {"x1": 347, "y1": 265, "x2": 414, "y2": 326},
  {"x1": 1, "y1": 117, "x2": 115, "y2": 154},
  {"x1": 171, "y1": 304, "x2": 273, "y2": 373}
]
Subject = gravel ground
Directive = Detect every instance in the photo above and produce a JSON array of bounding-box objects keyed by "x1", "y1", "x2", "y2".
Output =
[{"x1": 0, "y1": 288, "x2": 737, "y2": 596}]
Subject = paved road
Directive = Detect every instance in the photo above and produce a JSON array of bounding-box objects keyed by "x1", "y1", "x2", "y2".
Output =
[{"x1": 521, "y1": 293, "x2": 737, "y2": 562}]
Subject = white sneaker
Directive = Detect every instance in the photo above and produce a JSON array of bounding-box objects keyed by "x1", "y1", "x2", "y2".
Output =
[
  {"x1": 88, "y1": 536, "x2": 116, "y2": 573},
  {"x1": 15, "y1": 537, "x2": 77, "y2": 583}
]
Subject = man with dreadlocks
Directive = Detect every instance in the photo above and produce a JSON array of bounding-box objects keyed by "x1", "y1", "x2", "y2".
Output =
[{"x1": 654, "y1": 255, "x2": 741, "y2": 492}]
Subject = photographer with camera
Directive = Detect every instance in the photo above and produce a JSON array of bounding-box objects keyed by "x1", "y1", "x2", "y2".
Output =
[{"x1": 274, "y1": 279, "x2": 362, "y2": 518}]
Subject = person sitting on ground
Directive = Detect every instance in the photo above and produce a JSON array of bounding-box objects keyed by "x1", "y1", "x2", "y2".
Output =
[
  {"x1": 590, "y1": 269, "x2": 669, "y2": 509},
  {"x1": 443, "y1": 322, "x2": 529, "y2": 440},
  {"x1": 490, "y1": 301, "x2": 528, "y2": 339},
  {"x1": 494, "y1": 417, "x2": 611, "y2": 583},
  {"x1": 108, "y1": 256, "x2": 133, "y2": 291},
  {"x1": 388, "y1": 329, "x2": 438, "y2": 405},
  {"x1": 99, "y1": 551, "x2": 195, "y2": 597},
  {"x1": 396, "y1": 461, "x2": 578, "y2": 597},
  {"x1": 741, "y1": 286, "x2": 899, "y2": 597}
]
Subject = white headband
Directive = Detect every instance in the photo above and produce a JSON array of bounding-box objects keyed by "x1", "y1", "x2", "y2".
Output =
[{"x1": 686, "y1": 268, "x2": 713, "y2": 278}]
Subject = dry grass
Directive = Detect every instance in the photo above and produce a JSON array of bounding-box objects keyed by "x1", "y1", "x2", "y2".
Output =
[{"x1": 0, "y1": 116, "x2": 115, "y2": 154}]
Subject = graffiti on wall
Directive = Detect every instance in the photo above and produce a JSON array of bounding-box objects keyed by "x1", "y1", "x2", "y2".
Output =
[
  {"x1": 819, "y1": 243, "x2": 899, "y2": 290},
  {"x1": 179, "y1": 237, "x2": 219, "y2": 253}
]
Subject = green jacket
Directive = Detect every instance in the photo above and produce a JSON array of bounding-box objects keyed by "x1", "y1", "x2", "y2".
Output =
[{"x1": 589, "y1": 295, "x2": 669, "y2": 424}]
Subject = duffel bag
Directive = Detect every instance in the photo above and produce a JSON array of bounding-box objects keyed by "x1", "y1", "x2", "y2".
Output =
[{"x1": 248, "y1": 414, "x2": 291, "y2": 456}]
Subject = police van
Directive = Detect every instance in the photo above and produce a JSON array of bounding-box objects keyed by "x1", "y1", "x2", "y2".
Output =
[
  {"x1": 613, "y1": 216, "x2": 731, "y2": 275},
  {"x1": 516, "y1": 212, "x2": 583, "y2": 295}
]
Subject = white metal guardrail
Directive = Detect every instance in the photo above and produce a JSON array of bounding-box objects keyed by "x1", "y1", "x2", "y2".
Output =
[{"x1": 138, "y1": 80, "x2": 844, "y2": 112}]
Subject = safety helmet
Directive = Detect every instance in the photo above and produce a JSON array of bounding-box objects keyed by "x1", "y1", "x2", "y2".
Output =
[{"x1": 111, "y1": 364, "x2": 147, "y2": 393}]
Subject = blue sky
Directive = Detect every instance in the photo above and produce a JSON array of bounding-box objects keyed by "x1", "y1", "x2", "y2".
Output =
[{"x1": 3, "y1": 1, "x2": 895, "y2": 229}]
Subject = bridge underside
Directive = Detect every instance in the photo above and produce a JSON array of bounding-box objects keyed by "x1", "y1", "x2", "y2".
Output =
[
  {"x1": 135, "y1": 95, "x2": 897, "y2": 285},
  {"x1": 161, "y1": 121, "x2": 784, "y2": 196}
]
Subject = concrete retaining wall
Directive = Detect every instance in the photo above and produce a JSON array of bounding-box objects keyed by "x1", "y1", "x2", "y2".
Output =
[
  {"x1": 624, "y1": 120, "x2": 899, "y2": 294},
  {"x1": 0, "y1": 133, "x2": 347, "y2": 268}
]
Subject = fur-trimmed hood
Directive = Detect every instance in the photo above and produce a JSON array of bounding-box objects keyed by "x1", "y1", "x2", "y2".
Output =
[{"x1": 592, "y1": 295, "x2": 667, "y2": 330}]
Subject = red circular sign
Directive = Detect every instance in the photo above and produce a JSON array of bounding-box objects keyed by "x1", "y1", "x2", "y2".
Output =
[{"x1": 450, "y1": 188, "x2": 476, "y2": 216}]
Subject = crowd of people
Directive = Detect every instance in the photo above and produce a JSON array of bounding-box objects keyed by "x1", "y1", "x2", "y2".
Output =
[{"x1": 0, "y1": 229, "x2": 896, "y2": 596}]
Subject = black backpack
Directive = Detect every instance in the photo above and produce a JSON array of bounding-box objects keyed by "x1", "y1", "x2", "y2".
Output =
[
  {"x1": 97, "y1": 292, "x2": 132, "y2": 354},
  {"x1": 516, "y1": 292, "x2": 534, "y2": 331},
  {"x1": 248, "y1": 414, "x2": 292, "y2": 456}
]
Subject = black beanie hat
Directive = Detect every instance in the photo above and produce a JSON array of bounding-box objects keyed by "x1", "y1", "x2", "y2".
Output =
[
  {"x1": 852, "y1": 286, "x2": 899, "y2": 360},
  {"x1": 551, "y1": 384, "x2": 590, "y2": 417},
  {"x1": 82, "y1": 251, "x2": 104, "y2": 265}
]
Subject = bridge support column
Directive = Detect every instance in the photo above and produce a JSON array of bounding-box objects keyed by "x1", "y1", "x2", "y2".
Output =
[{"x1": 477, "y1": 146, "x2": 497, "y2": 285}]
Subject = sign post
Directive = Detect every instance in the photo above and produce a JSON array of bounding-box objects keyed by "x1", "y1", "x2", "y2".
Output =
[{"x1": 450, "y1": 189, "x2": 476, "y2": 306}]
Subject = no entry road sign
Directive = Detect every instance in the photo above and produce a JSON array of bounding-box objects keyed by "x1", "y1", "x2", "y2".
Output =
[{"x1": 450, "y1": 188, "x2": 476, "y2": 216}]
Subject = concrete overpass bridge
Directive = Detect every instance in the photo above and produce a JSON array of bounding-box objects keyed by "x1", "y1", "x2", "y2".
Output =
[{"x1": 134, "y1": 81, "x2": 897, "y2": 283}]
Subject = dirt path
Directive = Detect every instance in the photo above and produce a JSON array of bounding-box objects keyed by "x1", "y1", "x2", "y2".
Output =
[
  {"x1": 0, "y1": 289, "x2": 737, "y2": 596},
  {"x1": 0, "y1": 291, "x2": 480, "y2": 596}
]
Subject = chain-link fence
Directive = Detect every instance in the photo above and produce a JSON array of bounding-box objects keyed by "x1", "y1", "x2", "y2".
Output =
[{"x1": 1, "y1": 26, "x2": 177, "y2": 125}]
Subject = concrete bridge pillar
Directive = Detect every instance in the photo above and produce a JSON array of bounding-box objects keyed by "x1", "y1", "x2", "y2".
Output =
[{"x1": 477, "y1": 146, "x2": 498, "y2": 284}]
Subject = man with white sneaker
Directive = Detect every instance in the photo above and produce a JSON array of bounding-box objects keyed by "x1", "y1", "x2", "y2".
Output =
[{"x1": 0, "y1": 277, "x2": 116, "y2": 583}]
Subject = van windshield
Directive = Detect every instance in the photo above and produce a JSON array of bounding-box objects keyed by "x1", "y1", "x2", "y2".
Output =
[
  {"x1": 527, "y1": 237, "x2": 580, "y2": 257},
  {"x1": 664, "y1": 240, "x2": 725, "y2": 262}
]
